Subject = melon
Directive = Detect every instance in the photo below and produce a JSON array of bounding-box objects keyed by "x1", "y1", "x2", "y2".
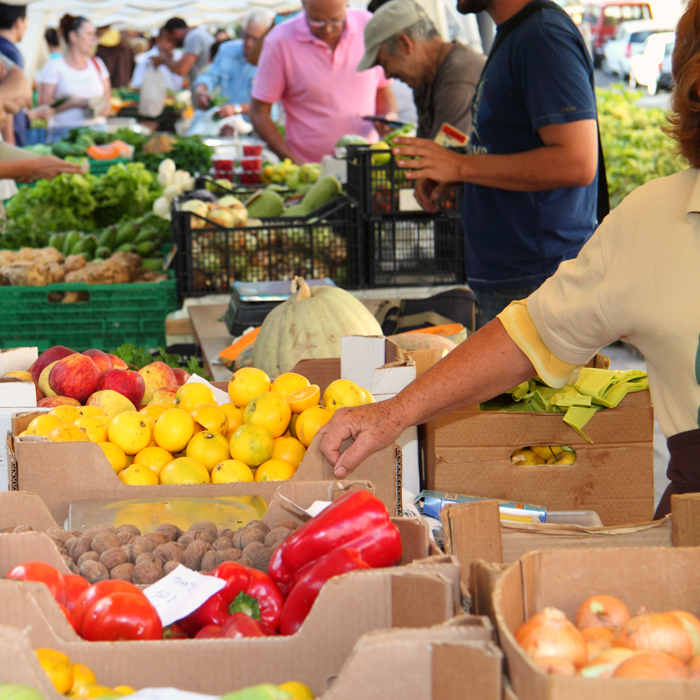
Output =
[{"x1": 252, "y1": 277, "x2": 382, "y2": 376}]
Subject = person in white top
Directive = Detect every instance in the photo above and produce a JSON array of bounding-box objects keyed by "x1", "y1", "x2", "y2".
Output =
[
  {"x1": 37, "y1": 16, "x2": 111, "y2": 142},
  {"x1": 131, "y1": 29, "x2": 184, "y2": 93}
]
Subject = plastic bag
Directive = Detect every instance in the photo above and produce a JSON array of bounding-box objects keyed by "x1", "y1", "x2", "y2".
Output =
[
  {"x1": 186, "y1": 107, "x2": 253, "y2": 137},
  {"x1": 138, "y1": 66, "x2": 166, "y2": 118}
]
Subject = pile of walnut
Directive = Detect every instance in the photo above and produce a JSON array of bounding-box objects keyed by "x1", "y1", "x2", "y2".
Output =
[
  {"x1": 0, "y1": 248, "x2": 168, "y2": 292},
  {"x1": 4, "y1": 519, "x2": 297, "y2": 584}
]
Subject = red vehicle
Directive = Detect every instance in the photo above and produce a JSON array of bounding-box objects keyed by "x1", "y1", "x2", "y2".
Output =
[{"x1": 579, "y1": 1, "x2": 653, "y2": 67}]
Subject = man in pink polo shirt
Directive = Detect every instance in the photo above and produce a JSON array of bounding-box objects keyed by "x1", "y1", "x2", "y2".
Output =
[{"x1": 250, "y1": 0, "x2": 397, "y2": 164}]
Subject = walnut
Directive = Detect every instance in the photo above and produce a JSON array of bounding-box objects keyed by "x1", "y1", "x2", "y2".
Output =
[
  {"x1": 239, "y1": 529, "x2": 265, "y2": 549},
  {"x1": 179, "y1": 529, "x2": 215, "y2": 546},
  {"x1": 133, "y1": 559, "x2": 163, "y2": 585},
  {"x1": 12, "y1": 525, "x2": 33, "y2": 534},
  {"x1": 77, "y1": 551, "x2": 100, "y2": 567},
  {"x1": 115, "y1": 524, "x2": 141, "y2": 545},
  {"x1": 70, "y1": 530, "x2": 82, "y2": 538},
  {"x1": 135, "y1": 552, "x2": 158, "y2": 566},
  {"x1": 250, "y1": 547, "x2": 275, "y2": 572},
  {"x1": 155, "y1": 543, "x2": 185, "y2": 565},
  {"x1": 182, "y1": 540, "x2": 211, "y2": 571},
  {"x1": 64, "y1": 537, "x2": 78, "y2": 558},
  {"x1": 83, "y1": 523, "x2": 115, "y2": 538},
  {"x1": 218, "y1": 528, "x2": 235, "y2": 540},
  {"x1": 242, "y1": 541, "x2": 266, "y2": 562},
  {"x1": 163, "y1": 561, "x2": 181, "y2": 575},
  {"x1": 189, "y1": 521, "x2": 218, "y2": 539},
  {"x1": 155, "y1": 523, "x2": 182, "y2": 542},
  {"x1": 231, "y1": 530, "x2": 244, "y2": 550},
  {"x1": 275, "y1": 520, "x2": 299, "y2": 531},
  {"x1": 100, "y1": 548, "x2": 128, "y2": 571},
  {"x1": 212, "y1": 536, "x2": 236, "y2": 551},
  {"x1": 110, "y1": 563, "x2": 135, "y2": 581},
  {"x1": 91, "y1": 531, "x2": 121, "y2": 555},
  {"x1": 62, "y1": 556, "x2": 79, "y2": 574},
  {"x1": 264, "y1": 527, "x2": 292, "y2": 549},
  {"x1": 50, "y1": 538, "x2": 67, "y2": 551},
  {"x1": 238, "y1": 557, "x2": 253, "y2": 568},
  {"x1": 132, "y1": 533, "x2": 166, "y2": 556},
  {"x1": 200, "y1": 549, "x2": 242, "y2": 573},
  {"x1": 80, "y1": 560, "x2": 109, "y2": 584},
  {"x1": 71, "y1": 534, "x2": 93, "y2": 562},
  {"x1": 245, "y1": 521, "x2": 270, "y2": 536},
  {"x1": 173, "y1": 541, "x2": 187, "y2": 551},
  {"x1": 120, "y1": 544, "x2": 135, "y2": 564}
]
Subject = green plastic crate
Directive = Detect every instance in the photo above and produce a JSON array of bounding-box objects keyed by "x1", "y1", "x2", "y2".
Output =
[
  {"x1": 0, "y1": 278, "x2": 178, "y2": 352},
  {"x1": 87, "y1": 157, "x2": 131, "y2": 176}
]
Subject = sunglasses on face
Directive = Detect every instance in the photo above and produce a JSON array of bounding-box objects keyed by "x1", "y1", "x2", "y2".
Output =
[{"x1": 306, "y1": 18, "x2": 345, "y2": 31}]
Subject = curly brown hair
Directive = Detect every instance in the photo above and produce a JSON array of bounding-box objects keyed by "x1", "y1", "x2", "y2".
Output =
[{"x1": 665, "y1": 0, "x2": 700, "y2": 167}]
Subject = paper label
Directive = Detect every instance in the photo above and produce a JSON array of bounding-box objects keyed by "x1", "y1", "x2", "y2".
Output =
[
  {"x1": 144, "y1": 565, "x2": 226, "y2": 627},
  {"x1": 127, "y1": 689, "x2": 218, "y2": 700},
  {"x1": 433, "y1": 122, "x2": 469, "y2": 148}
]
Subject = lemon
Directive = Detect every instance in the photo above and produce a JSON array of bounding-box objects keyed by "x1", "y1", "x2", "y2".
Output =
[
  {"x1": 360, "y1": 387, "x2": 375, "y2": 404},
  {"x1": 35, "y1": 648, "x2": 73, "y2": 694},
  {"x1": 295, "y1": 406, "x2": 333, "y2": 447},
  {"x1": 186, "y1": 431, "x2": 230, "y2": 472},
  {"x1": 108, "y1": 411, "x2": 152, "y2": 455},
  {"x1": 271, "y1": 372, "x2": 310, "y2": 399},
  {"x1": 113, "y1": 687, "x2": 136, "y2": 696},
  {"x1": 278, "y1": 681, "x2": 314, "y2": 699},
  {"x1": 370, "y1": 141, "x2": 391, "y2": 166},
  {"x1": 73, "y1": 416, "x2": 108, "y2": 443},
  {"x1": 48, "y1": 406, "x2": 82, "y2": 423},
  {"x1": 118, "y1": 464, "x2": 159, "y2": 485},
  {"x1": 228, "y1": 367, "x2": 271, "y2": 406},
  {"x1": 176, "y1": 383, "x2": 216, "y2": 413},
  {"x1": 289, "y1": 413, "x2": 299, "y2": 439},
  {"x1": 153, "y1": 408, "x2": 195, "y2": 453},
  {"x1": 211, "y1": 459, "x2": 254, "y2": 483},
  {"x1": 139, "y1": 404, "x2": 167, "y2": 430},
  {"x1": 221, "y1": 402, "x2": 245, "y2": 433},
  {"x1": 229, "y1": 423, "x2": 274, "y2": 467},
  {"x1": 47, "y1": 424, "x2": 90, "y2": 443},
  {"x1": 133, "y1": 445, "x2": 174, "y2": 476},
  {"x1": 510, "y1": 448, "x2": 546, "y2": 466},
  {"x1": 530, "y1": 445, "x2": 564, "y2": 460},
  {"x1": 68, "y1": 685, "x2": 116, "y2": 699},
  {"x1": 272, "y1": 436, "x2": 307, "y2": 468},
  {"x1": 190, "y1": 403, "x2": 228, "y2": 435},
  {"x1": 255, "y1": 458, "x2": 296, "y2": 482},
  {"x1": 287, "y1": 385, "x2": 321, "y2": 414},
  {"x1": 243, "y1": 391, "x2": 291, "y2": 438},
  {"x1": 78, "y1": 406, "x2": 106, "y2": 417},
  {"x1": 159, "y1": 457, "x2": 211, "y2": 485},
  {"x1": 26, "y1": 414, "x2": 65, "y2": 436},
  {"x1": 323, "y1": 379, "x2": 367, "y2": 411},
  {"x1": 97, "y1": 442, "x2": 127, "y2": 474},
  {"x1": 71, "y1": 663, "x2": 97, "y2": 690}
]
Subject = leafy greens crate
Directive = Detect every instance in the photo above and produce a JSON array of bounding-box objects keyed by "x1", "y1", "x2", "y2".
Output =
[
  {"x1": 0, "y1": 279, "x2": 178, "y2": 352},
  {"x1": 171, "y1": 195, "x2": 363, "y2": 295},
  {"x1": 346, "y1": 144, "x2": 463, "y2": 216}
]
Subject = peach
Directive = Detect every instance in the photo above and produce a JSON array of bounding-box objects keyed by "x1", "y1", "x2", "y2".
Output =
[
  {"x1": 82, "y1": 349, "x2": 113, "y2": 373},
  {"x1": 37, "y1": 396, "x2": 81, "y2": 408},
  {"x1": 49, "y1": 354, "x2": 101, "y2": 403},
  {"x1": 108, "y1": 354, "x2": 128, "y2": 369},
  {"x1": 172, "y1": 368, "x2": 191, "y2": 386},
  {"x1": 30, "y1": 346, "x2": 74, "y2": 385},
  {"x1": 149, "y1": 386, "x2": 179, "y2": 406},
  {"x1": 138, "y1": 362, "x2": 178, "y2": 405},
  {"x1": 86, "y1": 389, "x2": 136, "y2": 420},
  {"x1": 97, "y1": 368, "x2": 145, "y2": 407}
]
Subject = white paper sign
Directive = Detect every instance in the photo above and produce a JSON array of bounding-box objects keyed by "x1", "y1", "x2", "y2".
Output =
[
  {"x1": 127, "y1": 688, "x2": 218, "y2": 700},
  {"x1": 144, "y1": 565, "x2": 226, "y2": 627},
  {"x1": 306, "y1": 500, "x2": 332, "y2": 517}
]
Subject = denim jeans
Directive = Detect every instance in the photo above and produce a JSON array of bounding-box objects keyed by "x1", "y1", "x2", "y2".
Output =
[{"x1": 474, "y1": 285, "x2": 542, "y2": 327}]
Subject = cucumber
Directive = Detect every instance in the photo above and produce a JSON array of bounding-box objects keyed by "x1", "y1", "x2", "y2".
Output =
[
  {"x1": 133, "y1": 227, "x2": 159, "y2": 244},
  {"x1": 98, "y1": 226, "x2": 118, "y2": 250},
  {"x1": 114, "y1": 243, "x2": 137, "y2": 254},
  {"x1": 62, "y1": 231, "x2": 82, "y2": 256},
  {"x1": 115, "y1": 222, "x2": 140, "y2": 246},
  {"x1": 135, "y1": 241, "x2": 158, "y2": 257},
  {"x1": 81, "y1": 235, "x2": 97, "y2": 257},
  {"x1": 142, "y1": 257, "x2": 165, "y2": 271}
]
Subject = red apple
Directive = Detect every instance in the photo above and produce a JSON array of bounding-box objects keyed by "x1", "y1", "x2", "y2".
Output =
[
  {"x1": 36, "y1": 386, "x2": 44, "y2": 403},
  {"x1": 108, "y1": 354, "x2": 128, "y2": 369},
  {"x1": 149, "y1": 386, "x2": 179, "y2": 406},
  {"x1": 37, "y1": 396, "x2": 81, "y2": 408},
  {"x1": 138, "y1": 362, "x2": 178, "y2": 405},
  {"x1": 82, "y1": 349, "x2": 113, "y2": 373},
  {"x1": 30, "y1": 346, "x2": 74, "y2": 385},
  {"x1": 86, "y1": 390, "x2": 135, "y2": 419},
  {"x1": 49, "y1": 354, "x2": 101, "y2": 403},
  {"x1": 38, "y1": 361, "x2": 59, "y2": 397},
  {"x1": 97, "y1": 368, "x2": 145, "y2": 407},
  {"x1": 172, "y1": 368, "x2": 191, "y2": 386}
]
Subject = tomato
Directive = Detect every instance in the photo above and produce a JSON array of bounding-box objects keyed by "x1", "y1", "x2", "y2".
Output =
[
  {"x1": 7, "y1": 562, "x2": 67, "y2": 606},
  {"x1": 58, "y1": 604, "x2": 77, "y2": 632},
  {"x1": 72, "y1": 580, "x2": 145, "y2": 635},
  {"x1": 81, "y1": 592, "x2": 162, "y2": 641},
  {"x1": 63, "y1": 574, "x2": 90, "y2": 613}
]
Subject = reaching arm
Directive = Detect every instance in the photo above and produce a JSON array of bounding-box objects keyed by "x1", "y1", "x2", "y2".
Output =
[
  {"x1": 0, "y1": 156, "x2": 85, "y2": 181},
  {"x1": 2, "y1": 114, "x2": 14, "y2": 145},
  {"x1": 154, "y1": 52, "x2": 197, "y2": 78},
  {"x1": 319, "y1": 318, "x2": 537, "y2": 477},
  {"x1": 0, "y1": 66, "x2": 32, "y2": 114},
  {"x1": 249, "y1": 98, "x2": 302, "y2": 164}
]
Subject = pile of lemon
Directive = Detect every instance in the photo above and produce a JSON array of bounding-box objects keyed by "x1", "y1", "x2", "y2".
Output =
[{"x1": 21, "y1": 370, "x2": 373, "y2": 486}]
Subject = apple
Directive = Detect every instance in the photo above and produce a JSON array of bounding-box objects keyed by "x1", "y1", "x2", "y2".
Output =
[
  {"x1": 2, "y1": 370, "x2": 32, "y2": 381},
  {"x1": 149, "y1": 386, "x2": 179, "y2": 406},
  {"x1": 37, "y1": 396, "x2": 81, "y2": 408},
  {"x1": 108, "y1": 354, "x2": 128, "y2": 369},
  {"x1": 82, "y1": 349, "x2": 113, "y2": 373},
  {"x1": 138, "y1": 362, "x2": 178, "y2": 405},
  {"x1": 38, "y1": 361, "x2": 59, "y2": 397},
  {"x1": 49, "y1": 354, "x2": 101, "y2": 404},
  {"x1": 36, "y1": 386, "x2": 44, "y2": 403},
  {"x1": 172, "y1": 368, "x2": 191, "y2": 386},
  {"x1": 97, "y1": 368, "x2": 145, "y2": 407},
  {"x1": 86, "y1": 389, "x2": 136, "y2": 419},
  {"x1": 30, "y1": 346, "x2": 74, "y2": 385}
]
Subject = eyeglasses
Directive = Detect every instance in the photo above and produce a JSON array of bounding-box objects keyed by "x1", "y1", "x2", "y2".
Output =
[
  {"x1": 70, "y1": 16, "x2": 87, "y2": 33},
  {"x1": 242, "y1": 32, "x2": 261, "y2": 42},
  {"x1": 306, "y1": 18, "x2": 345, "y2": 32}
]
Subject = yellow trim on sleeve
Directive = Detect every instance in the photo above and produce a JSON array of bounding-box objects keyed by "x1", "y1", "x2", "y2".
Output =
[{"x1": 497, "y1": 300, "x2": 580, "y2": 389}]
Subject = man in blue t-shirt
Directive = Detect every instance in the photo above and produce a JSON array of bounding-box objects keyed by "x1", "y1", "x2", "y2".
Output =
[{"x1": 392, "y1": 0, "x2": 599, "y2": 323}]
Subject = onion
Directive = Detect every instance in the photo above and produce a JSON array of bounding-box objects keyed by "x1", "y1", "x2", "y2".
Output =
[
  {"x1": 576, "y1": 595, "x2": 630, "y2": 630},
  {"x1": 533, "y1": 657, "x2": 576, "y2": 676},
  {"x1": 614, "y1": 613, "x2": 694, "y2": 662},
  {"x1": 515, "y1": 607, "x2": 587, "y2": 669},
  {"x1": 581, "y1": 626, "x2": 614, "y2": 648},
  {"x1": 669, "y1": 610, "x2": 700, "y2": 656},
  {"x1": 579, "y1": 648, "x2": 638, "y2": 678},
  {"x1": 689, "y1": 654, "x2": 700, "y2": 679},
  {"x1": 612, "y1": 651, "x2": 690, "y2": 679}
]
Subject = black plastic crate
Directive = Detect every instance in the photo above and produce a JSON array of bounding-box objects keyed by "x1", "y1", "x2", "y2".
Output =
[
  {"x1": 346, "y1": 144, "x2": 463, "y2": 216},
  {"x1": 172, "y1": 196, "x2": 362, "y2": 295},
  {"x1": 363, "y1": 213, "x2": 466, "y2": 288}
]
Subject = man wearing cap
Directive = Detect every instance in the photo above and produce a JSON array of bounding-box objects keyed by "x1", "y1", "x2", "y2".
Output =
[
  {"x1": 249, "y1": 0, "x2": 398, "y2": 165},
  {"x1": 358, "y1": 0, "x2": 485, "y2": 139},
  {"x1": 154, "y1": 18, "x2": 214, "y2": 86}
]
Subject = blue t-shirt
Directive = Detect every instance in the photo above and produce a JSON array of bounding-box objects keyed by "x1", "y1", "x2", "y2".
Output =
[
  {"x1": 463, "y1": 2, "x2": 598, "y2": 290},
  {"x1": 192, "y1": 40, "x2": 257, "y2": 107},
  {"x1": 0, "y1": 37, "x2": 28, "y2": 147}
]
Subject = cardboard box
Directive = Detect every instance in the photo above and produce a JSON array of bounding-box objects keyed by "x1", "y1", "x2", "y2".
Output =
[
  {"x1": 422, "y1": 388, "x2": 654, "y2": 526},
  {"x1": 494, "y1": 547, "x2": 700, "y2": 700}
]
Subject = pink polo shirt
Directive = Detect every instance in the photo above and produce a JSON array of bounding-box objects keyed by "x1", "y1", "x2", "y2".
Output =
[{"x1": 252, "y1": 9, "x2": 391, "y2": 163}]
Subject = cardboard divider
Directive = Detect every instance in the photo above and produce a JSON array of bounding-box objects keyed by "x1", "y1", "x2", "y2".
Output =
[{"x1": 494, "y1": 547, "x2": 700, "y2": 700}]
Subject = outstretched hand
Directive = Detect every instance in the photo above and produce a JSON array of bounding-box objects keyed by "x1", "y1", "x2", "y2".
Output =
[{"x1": 393, "y1": 136, "x2": 464, "y2": 184}]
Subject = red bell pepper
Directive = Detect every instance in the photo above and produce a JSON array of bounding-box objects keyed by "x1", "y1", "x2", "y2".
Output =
[
  {"x1": 162, "y1": 623, "x2": 189, "y2": 639},
  {"x1": 268, "y1": 490, "x2": 402, "y2": 586},
  {"x1": 194, "y1": 614, "x2": 274, "y2": 639},
  {"x1": 279, "y1": 547, "x2": 371, "y2": 636},
  {"x1": 178, "y1": 562, "x2": 283, "y2": 637}
]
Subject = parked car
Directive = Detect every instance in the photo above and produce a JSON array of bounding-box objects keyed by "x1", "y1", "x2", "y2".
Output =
[
  {"x1": 658, "y1": 39, "x2": 674, "y2": 91},
  {"x1": 580, "y1": 1, "x2": 653, "y2": 67},
  {"x1": 603, "y1": 20, "x2": 670, "y2": 78},
  {"x1": 629, "y1": 32, "x2": 675, "y2": 94}
]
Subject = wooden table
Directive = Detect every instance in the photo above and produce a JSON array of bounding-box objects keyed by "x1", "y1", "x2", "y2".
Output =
[{"x1": 188, "y1": 304, "x2": 233, "y2": 382}]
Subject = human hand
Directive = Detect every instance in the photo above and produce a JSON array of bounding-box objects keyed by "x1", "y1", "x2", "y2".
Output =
[
  {"x1": 151, "y1": 54, "x2": 165, "y2": 68},
  {"x1": 194, "y1": 87, "x2": 211, "y2": 110},
  {"x1": 318, "y1": 398, "x2": 408, "y2": 478},
  {"x1": 414, "y1": 178, "x2": 456, "y2": 214},
  {"x1": 99, "y1": 103, "x2": 112, "y2": 117},
  {"x1": 30, "y1": 156, "x2": 86, "y2": 181},
  {"x1": 218, "y1": 104, "x2": 238, "y2": 118},
  {"x1": 28, "y1": 105, "x2": 54, "y2": 121},
  {"x1": 393, "y1": 137, "x2": 464, "y2": 185}
]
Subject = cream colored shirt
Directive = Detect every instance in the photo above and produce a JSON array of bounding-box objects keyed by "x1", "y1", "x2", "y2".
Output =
[{"x1": 501, "y1": 167, "x2": 700, "y2": 441}]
